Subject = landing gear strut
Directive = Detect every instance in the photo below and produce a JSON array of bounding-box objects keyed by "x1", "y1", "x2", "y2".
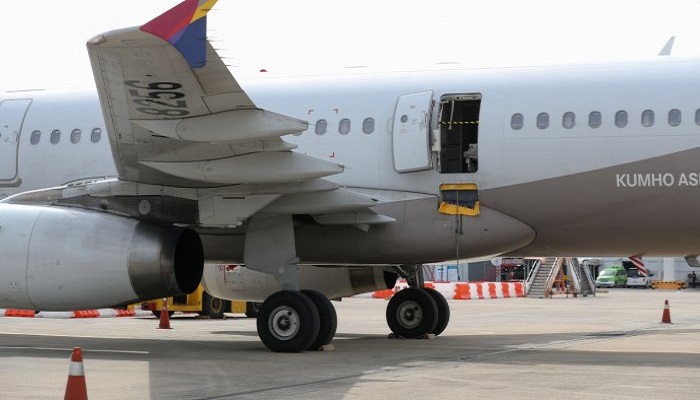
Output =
[{"x1": 385, "y1": 265, "x2": 451, "y2": 338}]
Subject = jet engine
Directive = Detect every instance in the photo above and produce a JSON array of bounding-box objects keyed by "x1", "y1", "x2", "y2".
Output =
[
  {"x1": 0, "y1": 204, "x2": 203, "y2": 310},
  {"x1": 202, "y1": 263, "x2": 398, "y2": 302}
]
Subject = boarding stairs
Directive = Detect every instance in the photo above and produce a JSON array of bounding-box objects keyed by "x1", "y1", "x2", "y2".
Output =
[
  {"x1": 525, "y1": 257, "x2": 559, "y2": 298},
  {"x1": 526, "y1": 257, "x2": 595, "y2": 298},
  {"x1": 569, "y1": 257, "x2": 596, "y2": 296}
]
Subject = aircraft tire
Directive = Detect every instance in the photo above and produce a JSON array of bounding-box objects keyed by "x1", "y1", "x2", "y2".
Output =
[
  {"x1": 386, "y1": 287, "x2": 438, "y2": 339},
  {"x1": 301, "y1": 289, "x2": 337, "y2": 350},
  {"x1": 257, "y1": 290, "x2": 320, "y2": 352},
  {"x1": 245, "y1": 302, "x2": 262, "y2": 318},
  {"x1": 422, "y1": 288, "x2": 450, "y2": 336},
  {"x1": 202, "y1": 292, "x2": 227, "y2": 319}
]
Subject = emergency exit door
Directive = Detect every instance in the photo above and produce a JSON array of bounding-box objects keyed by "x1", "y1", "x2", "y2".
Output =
[
  {"x1": 0, "y1": 99, "x2": 31, "y2": 185},
  {"x1": 392, "y1": 91, "x2": 433, "y2": 173}
]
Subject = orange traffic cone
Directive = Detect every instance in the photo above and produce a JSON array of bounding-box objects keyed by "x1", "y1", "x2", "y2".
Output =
[
  {"x1": 158, "y1": 298, "x2": 172, "y2": 329},
  {"x1": 661, "y1": 299, "x2": 672, "y2": 324},
  {"x1": 64, "y1": 347, "x2": 88, "y2": 400}
]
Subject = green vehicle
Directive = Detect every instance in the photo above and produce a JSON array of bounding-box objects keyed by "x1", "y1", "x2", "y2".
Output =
[{"x1": 595, "y1": 266, "x2": 628, "y2": 288}]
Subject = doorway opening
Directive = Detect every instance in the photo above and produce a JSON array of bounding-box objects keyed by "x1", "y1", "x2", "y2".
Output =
[{"x1": 437, "y1": 94, "x2": 481, "y2": 173}]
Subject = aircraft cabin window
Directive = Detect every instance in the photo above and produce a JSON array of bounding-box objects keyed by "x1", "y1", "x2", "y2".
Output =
[
  {"x1": 91, "y1": 128, "x2": 102, "y2": 143},
  {"x1": 30, "y1": 130, "x2": 41, "y2": 145},
  {"x1": 50, "y1": 129, "x2": 61, "y2": 145},
  {"x1": 510, "y1": 113, "x2": 524, "y2": 130},
  {"x1": 315, "y1": 119, "x2": 327, "y2": 135},
  {"x1": 339, "y1": 118, "x2": 351, "y2": 135},
  {"x1": 536, "y1": 112, "x2": 549, "y2": 129},
  {"x1": 641, "y1": 110, "x2": 654, "y2": 127},
  {"x1": 615, "y1": 110, "x2": 628, "y2": 128},
  {"x1": 362, "y1": 117, "x2": 375, "y2": 134},
  {"x1": 562, "y1": 112, "x2": 575, "y2": 129},
  {"x1": 70, "y1": 129, "x2": 82, "y2": 144},
  {"x1": 668, "y1": 109, "x2": 682, "y2": 126},
  {"x1": 588, "y1": 111, "x2": 602, "y2": 128}
]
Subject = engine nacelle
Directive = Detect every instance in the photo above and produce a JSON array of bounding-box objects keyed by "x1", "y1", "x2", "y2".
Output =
[
  {"x1": 0, "y1": 204, "x2": 203, "y2": 310},
  {"x1": 202, "y1": 264, "x2": 397, "y2": 302}
]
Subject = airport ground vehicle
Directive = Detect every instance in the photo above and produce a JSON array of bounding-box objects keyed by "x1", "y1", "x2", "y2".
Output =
[
  {"x1": 595, "y1": 266, "x2": 628, "y2": 288},
  {"x1": 140, "y1": 284, "x2": 261, "y2": 319},
  {"x1": 625, "y1": 267, "x2": 653, "y2": 288}
]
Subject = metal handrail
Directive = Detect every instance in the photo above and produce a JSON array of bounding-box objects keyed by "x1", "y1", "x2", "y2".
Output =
[
  {"x1": 525, "y1": 258, "x2": 543, "y2": 295},
  {"x1": 582, "y1": 263, "x2": 596, "y2": 296},
  {"x1": 543, "y1": 258, "x2": 561, "y2": 297},
  {"x1": 568, "y1": 258, "x2": 582, "y2": 294}
]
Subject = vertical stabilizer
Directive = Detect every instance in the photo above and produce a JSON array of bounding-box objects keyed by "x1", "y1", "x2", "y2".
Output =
[{"x1": 140, "y1": 0, "x2": 218, "y2": 68}]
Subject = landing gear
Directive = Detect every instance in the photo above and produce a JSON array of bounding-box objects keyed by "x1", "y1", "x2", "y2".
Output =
[
  {"x1": 386, "y1": 265, "x2": 451, "y2": 338},
  {"x1": 386, "y1": 288, "x2": 438, "y2": 338},
  {"x1": 257, "y1": 290, "x2": 338, "y2": 352},
  {"x1": 301, "y1": 289, "x2": 337, "y2": 350},
  {"x1": 423, "y1": 287, "x2": 450, "y2": 336},
  {"x1": 257, "y1": 291, "x2": 320, "y2": 352},
  {"x1": 245, "y1": 302, "x2": 262, "y2": 318}
]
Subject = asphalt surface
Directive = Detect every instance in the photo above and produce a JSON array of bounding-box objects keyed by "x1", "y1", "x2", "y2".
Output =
[{"x1": 1, "y1": 288, "x2": 699, "y2": 399}]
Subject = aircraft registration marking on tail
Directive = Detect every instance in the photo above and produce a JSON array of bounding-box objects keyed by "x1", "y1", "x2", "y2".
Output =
[{"x1": 125, "y1": 80, "x2": 189, "y2": 117}]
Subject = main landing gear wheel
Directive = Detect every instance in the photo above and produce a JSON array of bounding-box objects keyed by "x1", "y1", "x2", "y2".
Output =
[
  {"x1": 245, "y1": 302, "x2": 262, "y2": 318},
  {"x1": 422, "y1": 288, "x2": 450, "y2": 336},
  {"x1": 301, "y1": 289, "x2": 337, "y2": 350},
  {"x1": 386, "y1": 288, "x2": 438, "y2": 338},
  {"x1": 257, "y1": 291, "x2": 320, "y2": 353}
]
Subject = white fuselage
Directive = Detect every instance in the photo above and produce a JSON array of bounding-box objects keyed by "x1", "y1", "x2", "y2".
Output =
[{"x1": 3, "y1": 56, "x2": 700, "y2": 258}]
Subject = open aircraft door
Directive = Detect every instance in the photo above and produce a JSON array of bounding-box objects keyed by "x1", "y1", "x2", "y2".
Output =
[
  {"x1": 0, "y1": 99, "x2": 31, "y2": 186},
  {"x1": 392, "y1": 91, "x2": 433, "y2": 173}
]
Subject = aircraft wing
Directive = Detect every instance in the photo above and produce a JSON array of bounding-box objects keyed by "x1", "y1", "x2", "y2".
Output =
[
  {"x1": 3, "y1": 0, "x2": 395, "y2": 229},
  {"x1": 86, "y1": 0, "x2": 342, "y2": 188}
]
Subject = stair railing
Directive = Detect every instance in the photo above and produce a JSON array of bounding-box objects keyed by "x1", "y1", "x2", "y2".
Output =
[
  {"x1": 543, "y1": 258, "x2": 561, "y2": 297},
  {"x1": 582, "y1": 263, "x2": 596, "y2": 296},
  {"x1": 567, "y1": 258, "x2": 582, "y2": 295},
  {"x1": 525, "y1": 258, "x2": 543, "y2": 296}
]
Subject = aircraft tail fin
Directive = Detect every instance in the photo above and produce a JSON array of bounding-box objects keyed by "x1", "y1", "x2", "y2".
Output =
[
  {"x1": 657, "y1": 36, "x2": 675, "y2": 56},
  {"x1": 140, "y1": 0, "x2": 218, "y2": 68}
]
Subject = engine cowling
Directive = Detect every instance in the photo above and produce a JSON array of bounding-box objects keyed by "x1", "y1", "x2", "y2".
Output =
[
  {"x1": 202, "y1": 264, "x2": 397, "y2": 302},
  {"x1": 0, "y1": 204, "x2": 203, "y2": 310}
]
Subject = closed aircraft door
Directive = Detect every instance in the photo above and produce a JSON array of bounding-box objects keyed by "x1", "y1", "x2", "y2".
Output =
[{"x1": 0, "y1": 99, "x2": 31, "y2": 185}]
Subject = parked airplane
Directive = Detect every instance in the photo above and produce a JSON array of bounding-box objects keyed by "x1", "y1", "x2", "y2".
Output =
[{"x1": 1, "y1": 0, "x2": 700, "y2": 352}]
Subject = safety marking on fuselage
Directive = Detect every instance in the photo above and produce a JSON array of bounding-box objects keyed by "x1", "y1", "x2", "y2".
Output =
[{"x1": 439, "y1": 121, "x2": 480, "y2": 125}]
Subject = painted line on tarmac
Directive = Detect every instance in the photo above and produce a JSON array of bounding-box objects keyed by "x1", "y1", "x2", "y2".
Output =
[{"x1": 0, "y1": 345, "x2": 149, "y2": 355}]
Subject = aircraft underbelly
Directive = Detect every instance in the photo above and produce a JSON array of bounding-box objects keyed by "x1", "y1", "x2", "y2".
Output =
[{"x1": 201, "y1": 196, "x2": 535, "y2": 264}]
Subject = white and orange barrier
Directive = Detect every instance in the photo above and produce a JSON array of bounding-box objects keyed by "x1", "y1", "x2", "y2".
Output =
[
  {"x1": 363, "y1": 281, "x2": 524, "y2": 300},
  {"x1": 0, "y1": 308, "x2": 152, "y2": 319}
]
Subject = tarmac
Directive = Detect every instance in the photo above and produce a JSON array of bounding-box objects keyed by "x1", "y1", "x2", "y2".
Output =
[{"x1": 1, "y1": 288, "x2": 700, "y2": 399}]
